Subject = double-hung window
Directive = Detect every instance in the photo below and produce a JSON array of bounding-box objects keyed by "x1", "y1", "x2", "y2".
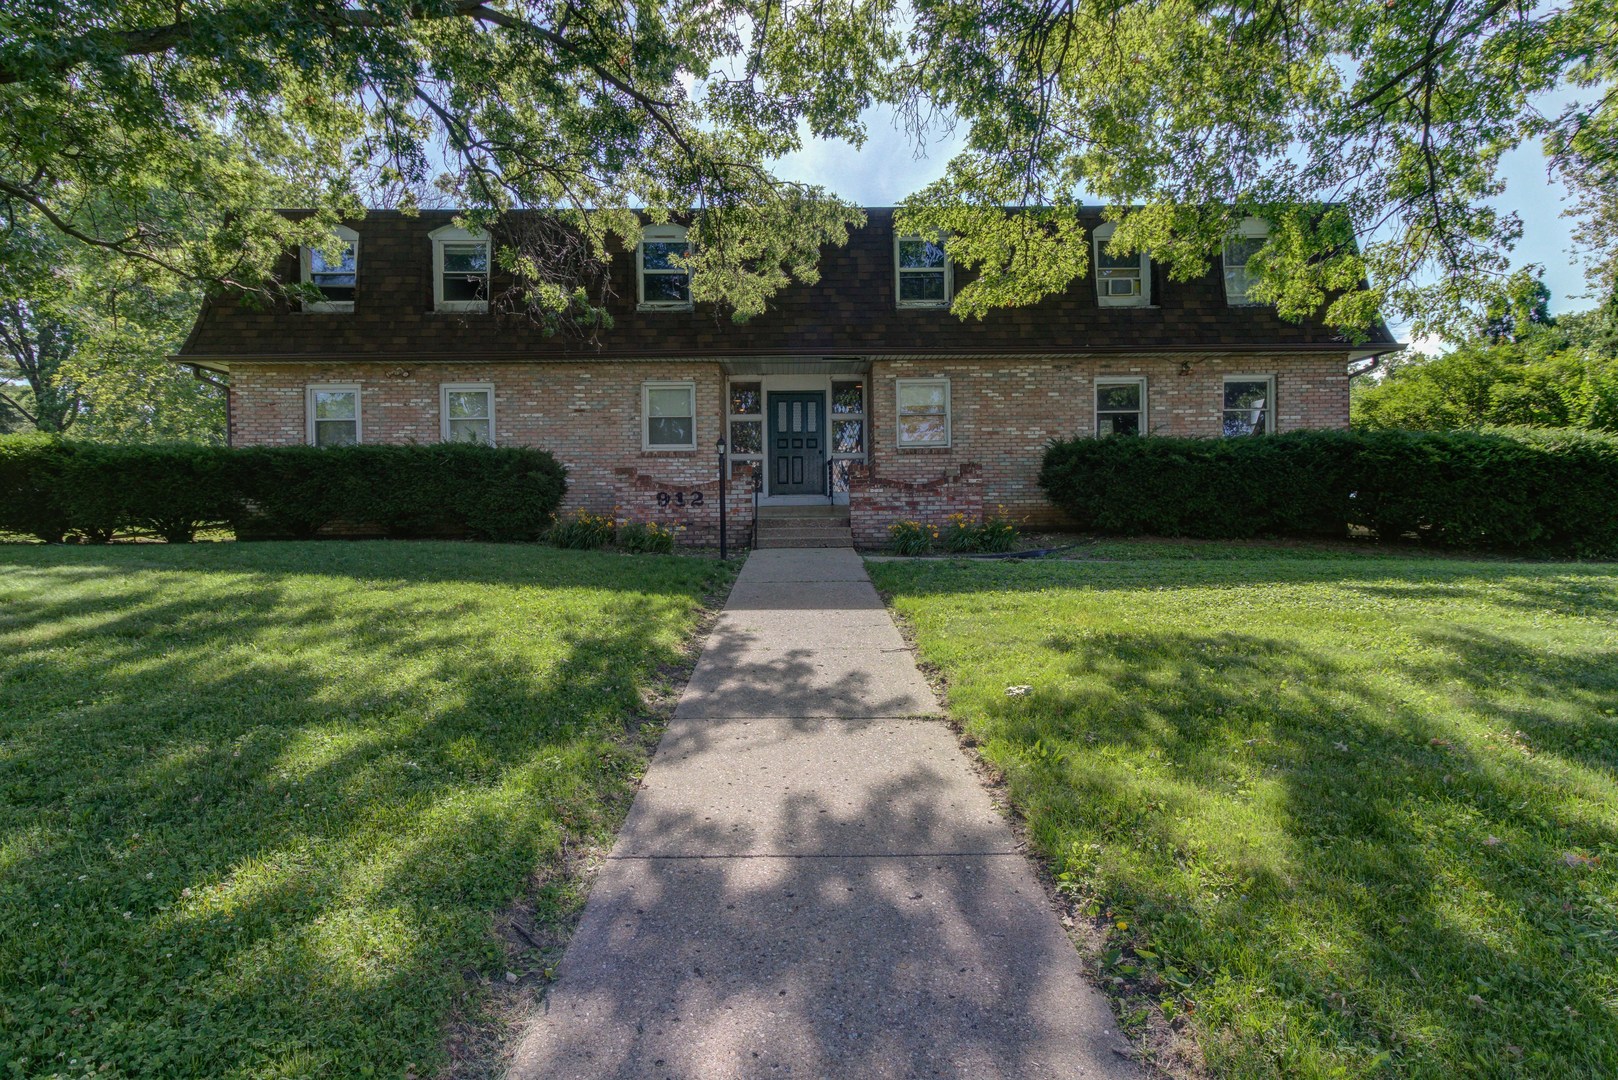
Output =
[
  {"x1": 1223, "y1": 376, "x2": 1275, "y2": 436},
  {"x1": 895, "y1": 378, "x2": 950, "y2": 447},
  {"x1": 441, "y1": 384, "x2": 494, "y2": 445},
  {"x1": 431, "y1": 225, "x2": 491, "y2": 312},
  {"x1": 644, "y1": 381, "x2": 697, "y2": 450},
  {"x1": 1095, "y1": 377, "x2": 1146, "y2": 436},
  {"x1": 1223, "y1": 218, "x2": 1270, "y2": 306},
  {"x1": 307, "y1": 385, "x2": 360, "y2": 446},
  {"x1": 301, "y1": 225, "x2": 358, "y2": 312},
  {"x1": 638, "y1": 225, "x2": 692, "y2": 310},
  {"x1": 1092, "y1": 224, "x2": 1150, "y2": 307},
  {"x1": 895, "y1": 235, "x2": 951, "y2": 309}
]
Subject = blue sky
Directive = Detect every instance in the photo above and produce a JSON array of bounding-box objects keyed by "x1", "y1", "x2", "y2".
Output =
[{"x1": 772, "y1": 105, "x2": 1598, "y2": 342}]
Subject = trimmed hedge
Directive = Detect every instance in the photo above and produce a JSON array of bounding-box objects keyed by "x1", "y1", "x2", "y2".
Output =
[
  {"x1": 0, "y1": 438, "x2": 567, "y2": 543},
  {"x1": 1039, "y1": 428, "x2": 1618, "y2": 557}
]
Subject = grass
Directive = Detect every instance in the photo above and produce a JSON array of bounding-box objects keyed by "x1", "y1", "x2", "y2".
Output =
[
  {"x1": 868, "y1": 541, "x2": 1618, "y2": 1079},
  {"x1": 0, "y1": 541, "x2": 735, "y2": 1079}
]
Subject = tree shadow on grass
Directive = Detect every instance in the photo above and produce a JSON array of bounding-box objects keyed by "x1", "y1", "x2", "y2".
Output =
[
  {"x1": 0, "y1": 543, "x2": 728, "y2": 1078},
  {"x1": 976, "y1": 623, "x2": 1618, "y2": 1077}
]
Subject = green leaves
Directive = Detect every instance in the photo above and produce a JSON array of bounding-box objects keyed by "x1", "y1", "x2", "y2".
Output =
[
  {"x1": 891, "y1": 0, "x2": 1615, "y2": 336},
  {"x1": 1, "y1": 0, "x2": 880, "y2": 326}
]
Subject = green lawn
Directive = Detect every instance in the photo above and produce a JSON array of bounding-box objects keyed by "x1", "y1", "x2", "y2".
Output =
[
  {"x1": 0, "y1": 542, "x2": 734, "y2": 1079},
  {"x1": 869, "y1": 542, "x2": 1618, "y2": 1079}
]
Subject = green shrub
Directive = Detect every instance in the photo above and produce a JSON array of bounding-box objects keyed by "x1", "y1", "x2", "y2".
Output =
[
  {"x1": 232, "y1": 443, "x2": 566, "y2": 541},
  {"x1": 228, "y1": 445, "x2": 354, "y2": 539},
  {"x1": 548, "y1": 510, "x2": 616, "y2": 549},
  {"x1": 888, "y1": 520, "x2": 937, "y2": 555},
  {"x1": 616, "y1": 520, "x2": 677, "y2": 554},
  {"x1": 1039, "y1": 428, "x2": 1618, "y2": 556},
  {"x1": 0, "y1": 437, "x2": 567, "y2": 543},
  {"x1": 0, "y1": 434, "x2": 73, "y2": 542},
  {"x1": 65, "y1": 443, "x2": 236, "y2": 543}
]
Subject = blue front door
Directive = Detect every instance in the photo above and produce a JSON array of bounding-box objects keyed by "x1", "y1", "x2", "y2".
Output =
[{"x1": 768, "y1": 391, "x2": 826, "y2": 495}]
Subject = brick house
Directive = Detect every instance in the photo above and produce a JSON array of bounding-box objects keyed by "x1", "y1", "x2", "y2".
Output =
[{"x1": 175, "y1": 208, "x2": 1400, "y2": 547}]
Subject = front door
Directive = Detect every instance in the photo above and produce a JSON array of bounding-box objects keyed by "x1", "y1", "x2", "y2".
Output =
[{"x1": 768, "y1": 391, "x2": 826, "y2": 495}]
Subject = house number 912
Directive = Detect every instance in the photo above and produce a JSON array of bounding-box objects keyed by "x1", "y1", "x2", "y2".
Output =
[{"x1": 656, "y1": 491, "x2": 704, "y2": 508}]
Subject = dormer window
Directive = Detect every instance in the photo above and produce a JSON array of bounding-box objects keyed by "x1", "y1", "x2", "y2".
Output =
[
  {"x1": 1223, "y1": 218, "x2": 1270, "y2": 306},
  {"x1": 895, "y1": 235, "x2": 951, "y2": 309},
  {"x1": 301, "y1": 226, "x2": 358, "y2": 312},
  {"x1": 638, "y1": 225, "x2": 692, "y2": 311},
  {"x1": 1092, "y1": 223, "x2": 1150, "y2": 307},
  {"x1": 430, "y1": 225, "x2": 491, "y2": 313}
]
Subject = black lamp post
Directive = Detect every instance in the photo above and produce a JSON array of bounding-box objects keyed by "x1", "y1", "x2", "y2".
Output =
[{"x1": 716, "y1": 434, "x2": 728, "y2": 561}]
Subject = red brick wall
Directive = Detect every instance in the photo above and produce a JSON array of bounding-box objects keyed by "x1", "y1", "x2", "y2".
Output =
[
  {"x1": 851, "y1": 353, "x2": 1348, "y2": 544},
  {"x1": 229, "y1": 353, "x2": 1349, "y2": 547},
  {"x1": 229, "y1": 361, "x2": 755, "y2": 546}
]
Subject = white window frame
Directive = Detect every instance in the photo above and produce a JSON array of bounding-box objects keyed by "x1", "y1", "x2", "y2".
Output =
[
  {"x1": 440, "y1": 383, "x2": 495, "y2": 446},
  {"x1": 894, "y1": 234, "x2": 953, "y2": 310},
  {"x1": 1094, "y1": 376, "x2": 1147, "y2": 436},
  {"x1": 1222, "y1": 374, "x2": 1276, "y2": 436},
  {"x1": 642, "y1": 380, "x2": 698, "y2": 451},
  {"x1": 638, "y1": 224, "x2": 693, "y2": 312},
  {"x1": 1223, "y1": 217, "x2": 1271, "y2": 307},
  {"x1": 430, "y1": 225, "x2": 491, "y2": 313},
  {"x1": 894, "y1": 377, "x2": 952, "y2": 448},
  {"x1": 300, "y1": 225, "x2": 359, "y2": 313},
  {"x1": 306, "y1": 384, "x2": 361, "y2": 447},
  {"x1": 1092, "y1": 223, "x2": 1151, "y2": 308}
]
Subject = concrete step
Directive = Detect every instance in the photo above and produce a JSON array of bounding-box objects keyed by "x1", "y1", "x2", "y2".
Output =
[
  {"x1": 757, "y1": 519, "x2": 850, "y2": 531},
  {"x1": 756, "y1": 526, "x2": 854, "y2": 541},
  {"x1": 755, "y1": 534, "x2": 853, "y2": 549},
  {"x1": 760, "y1": 524, "x2": 860, "y2": 537},
  {"x1": 757, "y1": 507, "x2": 850, "y2": 523}
]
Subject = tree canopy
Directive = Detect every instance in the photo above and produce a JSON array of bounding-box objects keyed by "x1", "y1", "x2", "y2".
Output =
[
  {"x1": 1352, "y1": 283, "x2": 1618, "y2": 431},
  {"x1": 1, "y1": 0, "x2": 1614, "y2": 337},
  {"x1": 0, "y1": 0, "x2": 891, "y2": 326},
  {"x1": 895, "y1": 0, "x2": 1617, "y2": 338},
  {"x1": 0, "y1": 219, "x2": 224, "y2": 441}
]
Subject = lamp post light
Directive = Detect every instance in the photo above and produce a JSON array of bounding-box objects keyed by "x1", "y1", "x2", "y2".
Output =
[{"x1": 716, "y1": 434, "x2": 728, "y2": 561}]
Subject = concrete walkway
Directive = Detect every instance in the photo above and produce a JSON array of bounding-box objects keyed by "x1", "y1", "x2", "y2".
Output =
[{"x1": 509, "y1": 549, "x2": 1142, "y2": 1079}]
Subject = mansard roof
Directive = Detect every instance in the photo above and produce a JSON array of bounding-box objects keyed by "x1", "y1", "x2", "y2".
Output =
[{"x1": 176, "y1": 208, "x2": 1399, "y2": 367}]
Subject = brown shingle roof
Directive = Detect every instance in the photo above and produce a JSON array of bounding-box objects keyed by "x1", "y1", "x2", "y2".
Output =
[{"x1": 177, "y1": 208, "x2": 1396, "y2": 364}]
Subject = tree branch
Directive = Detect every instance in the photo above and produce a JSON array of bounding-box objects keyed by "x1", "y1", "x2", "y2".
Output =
[
  {"x1": 0, "y1": 0, "x2": 489, "y2": 86},
  {"x1": 0, "y1": 389, "x2": 39, "y2": 425}
]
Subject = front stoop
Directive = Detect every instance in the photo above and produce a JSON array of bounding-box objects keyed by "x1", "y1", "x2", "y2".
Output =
[{"x1": 754, "y1": 505, "x2": 852, "y2": 549}]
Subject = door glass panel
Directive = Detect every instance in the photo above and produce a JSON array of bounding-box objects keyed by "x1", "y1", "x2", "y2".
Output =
[
  {"x1": 791, "y1": 401, "x2": 802, "y2": 432},
  {"x1": 806, "y1": 401, "x2": 817, "y2": 432},
  {"x1": 730, "y1": 420, "x2": 762, "y2": 454},
  {"x1": 778, "y1": 401, "x2": 788, "y2": 429},
  {"x1": 832, "y1": 382, "x2": 864, "y2": 414},
  {"x1": 730, "y1": 382, "x2": 762, "y2": 415},
  {"x1": 834, "y1": 419, "x2": 863, "y2": 454}
]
